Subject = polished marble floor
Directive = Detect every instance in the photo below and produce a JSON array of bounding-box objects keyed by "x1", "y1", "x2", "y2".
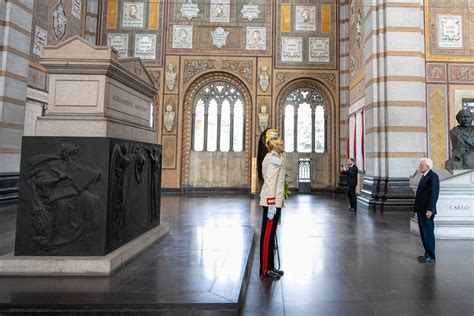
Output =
[{"x1": 0, "y1": 193, "x2": 473, "y2": 315}]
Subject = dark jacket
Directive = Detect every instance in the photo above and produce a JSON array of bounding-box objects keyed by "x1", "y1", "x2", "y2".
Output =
[
  {"x1": 414, "y1": 169, "x2": 440, "y2": 215},
  {"x1": 342, "y1": 164, "x2": 358, "y2": 187}
]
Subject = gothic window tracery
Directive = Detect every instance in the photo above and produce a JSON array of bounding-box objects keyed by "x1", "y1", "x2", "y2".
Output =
[
  {"x1": 192, "y1": 81, "x2": 245, "y2": 152},
  {"x1": 283, "y1": 88, "x2": 327, "y2": 153}
]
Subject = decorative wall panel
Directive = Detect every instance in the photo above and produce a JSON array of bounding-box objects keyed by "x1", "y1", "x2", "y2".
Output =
[
  {"x1": 101, "y1": 0, "x2": 165, "y2": 66},
  {"x1": 425, "y1": 0, "x2": 474, "y2": 61},
  {"x1": 426, "y1": 63, "x2": 447, "y2": 82},
  {"x1": 427, "y1": 85, "x2": 448, "y2": 169},
  {"x1": 167, "y1": 0, "x2": 271, "y2": 56},
  {"x1": 275, "y1": 0, "x2": 337, "y2": 69}
]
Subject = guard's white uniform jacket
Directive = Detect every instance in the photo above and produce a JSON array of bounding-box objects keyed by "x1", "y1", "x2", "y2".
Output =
[{"x1": 260, "y1": 151, "x2": 285, "y2": 208}]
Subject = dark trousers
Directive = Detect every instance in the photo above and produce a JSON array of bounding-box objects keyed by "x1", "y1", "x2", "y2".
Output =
[
  {"x1": 417, "y1": 212, "x2": 436, "y2": 259},
  {"x1": 348, "y1": 186, "x2": 357, "y2": 210},
  {"x1": 260, "y1": 206, "x2": 281, "y2": 275}
]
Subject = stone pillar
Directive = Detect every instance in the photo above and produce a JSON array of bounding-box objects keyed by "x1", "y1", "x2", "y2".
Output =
[
  {"x1": 339, "y1": 1, "x2": 350, "y2": 165},
  {"x1": 0, "y1": 0, "x2": 33, "y2": 173},
  {"x1": 359, "y1": 0, "x2": 427, "y2": 211}
]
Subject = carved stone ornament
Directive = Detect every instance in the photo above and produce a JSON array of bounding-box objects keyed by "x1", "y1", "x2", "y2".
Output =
[
  {"x1": 258, "y1": 104, "x2": 269, "y2": 132},
  {"x1": 180, "y1": 0, "x2": 200, "y2": 20},
  {"x1": 438, "y1": 15, "x2": 463, "y2": 48},
  {"x1": 33, "y1": 26, "x2": 47, "y2": 56},
  {"x1": 53, "y1": 0, "x2": 67, "y2": 41},
  {"x1": 72, "y1": 0, "x2": 81, "y2": 19},
  {"x1": 165, "y1": 63, "x2": 177, "y2": 90},
  {"x1": 246, "y1": 27, "x2": 266, "y2": 50},
  {"x1": 173, "y1": 25, "x2": 193, "y2": 49},
  {"x1": 210, "y1": 0, "x2": 230, "y2": 23},
  {"x1": 259, "y1": 65, "x2": 269, "y2": 92},
  {"x1": 241, "y1": 2, "x2": 260, "y2": 21},
  {"x1": 164, "y1": 104, "x2": 176, "y2": 132},
  {"x1": 211, "y1": 27, "x2": 229, "y2": 48}
]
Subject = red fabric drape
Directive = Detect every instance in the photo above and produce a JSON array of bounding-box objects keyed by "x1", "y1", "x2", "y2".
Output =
[
  {"x1": 361, "y1": 110, "x2": 365, "y2": 172},
  {"x1": 353, "y1": 114, "x2": 357, "y2": 161}
]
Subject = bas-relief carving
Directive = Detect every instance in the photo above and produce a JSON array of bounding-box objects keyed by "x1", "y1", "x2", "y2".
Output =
[
  {"x1": 107, "y1": 33, "x2": 128, "y2": 57},
  {"x1": 183, "y1": 59, "x2": 253, "y2": 85},
  {"x1": 295, "y1": 6, "x2": 316, "y2": 31},
  {"x1": 53, "y1": 0, "x2": 67, "y2": 41},
  {"x1": 210, "y1": 0, "x2": 230, "y2": 23},
  {"x1": 449, "y1": 64, "x2": 474, "y2": 83},
  {"x1": 259, "y1": 65, "x2": 269, "y2": 92},
  {"x1": 26, "y1": 143, "x2": 101, "y2": 249},
  {"x1": 33, "y1": 26, "x2": 47, "y2": 56},
  {"x1": 164, "y1": 104, "x2": 176, "y2": 132},
  {"x1": 71, "y1": 0, "x2": 81, "y2": 19},
  {"x1": 427, "y1": 63, "x2": 447, "y2": 82},
  {"x1": 173, "y1": 25, "x2": 193, "y2": 49},
  {"x1": 258, "y1": 104, "x2": 269, "y2": 132},
  {"x1": 276, "y1": 71, "x2": 336, "y2": 92},
  {"x1": 165, "y1": 63, "x2": 177, "y2": 90},
  {"x1": 122, "y1": 2, "x2": 145, "y2": 28},
  {"x1": 355, "y1": 9, "x2": 362, "y2": 48},
  {"x1": 246, "y1": 27, "x2": 266, "y2": 50},
  {"x1": 211, "y1": 27, "x2": 229, "y2": 48},
  {"x1": 134, "y1": 34, "x2": 156, "y2": 59},
  {"x1": 438, "y1": 15, "x2": 463, "y2": 48}
]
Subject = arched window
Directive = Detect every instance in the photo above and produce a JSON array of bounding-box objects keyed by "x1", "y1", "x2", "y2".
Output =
[
  {"x1": 283, "y1": 88, "x2": 326, "y2": 153},
  {"x1": 192, "y1": 81, "x2": 245, "y2": 152}
]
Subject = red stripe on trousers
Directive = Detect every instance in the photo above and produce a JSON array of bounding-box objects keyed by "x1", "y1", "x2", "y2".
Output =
[{"x1": 262, "y1": 218, "x2": 274, "y2": 275}]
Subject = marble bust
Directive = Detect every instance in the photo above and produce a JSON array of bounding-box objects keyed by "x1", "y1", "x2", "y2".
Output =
[
  {"x1": 258, "y1": 105, "x2": 269, "y2": 132},
  {"x1": 165, "y1": 63, "x2": 177, "y2": 91},
  {"x1": 448, "y1": 109, "x2": 474, "y2": 169},
  {"x1": 164, "y1": 104, "x2": 176, "y2": 132}
]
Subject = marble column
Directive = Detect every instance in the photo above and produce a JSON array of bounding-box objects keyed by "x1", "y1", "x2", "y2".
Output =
[
  {"x1": 359, "y1": 0, "x2": 427, "y2": 211},
  {"x1": 0, "y1": 0, "x2": 33, "y2": 173}
]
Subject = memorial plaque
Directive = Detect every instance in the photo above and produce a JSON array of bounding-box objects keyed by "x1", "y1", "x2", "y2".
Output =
[
  {"x1": 295, "y1": 5, "x2": 316, "y2": 31},
  {"x1": 246, "y1": 27, "x2": 266, "y2": 50},
  {"x1": 107, "y1": 33, "x2": 128, "y2": 57},
  {"x1": 135, "y1": 34, "x2": 156, "y2": 59},
  {"x1": 173, "y1": 25, "x2": 193, "y2": 48},
  {"x1": 180, "y1": 0, "x2": 200, "y2": 20},
  {"x1": 211, "y1": 27, "x2": 229, "y2": 48},
  {"x1": 241, "y1": 2, "x2": 260, "y2": 21},
  {"x1": 210, "y1": 0, "x2": 230, "y2": 23},
  {"x1": 438, "y1": 15, "x2": 463, "y2": 48},
  {"x1": 53, "y1": 0, "x2": 67, "y2": 41},
  {"x1": 33, "y1": 25, "x2": 47, "y2": 56},
  {"x1": 282, "y1": 37, "x2": 302, "y2": 62},
  {"x1": 122, "y1": 2, "x2": 145, "y2": 28},
  {"x1": 309, "y1": 37, "x2": 329, "y2": 62},
  {"x1": 72, "y1": 0, "x2": 81, "y2": 19}
]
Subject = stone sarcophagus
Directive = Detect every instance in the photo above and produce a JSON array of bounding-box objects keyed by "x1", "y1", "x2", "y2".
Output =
[{"x1": 14, "y1": 37, "x2": 162, "y2": 256}]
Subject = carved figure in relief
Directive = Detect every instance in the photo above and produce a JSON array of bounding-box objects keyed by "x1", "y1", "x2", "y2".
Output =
[
  {"x1": 259, "y1": 65, "x2": 269, "y2": 92},
  {"x1": 53, "y1": 0, "x2": 67, "y2": 41},
  {"x1": 26, "y1": 143, "x2": 101, "y2": 249},
  {"x1": 259, "y1": 104, "x2": 269, "y2": 132},
  {"x1": 128, "y1": 4, "x2": 138, "y2": 19},
  {"x1": 214, "y1": 3, "x2": 225, "y2": 17},
  {"x1": 165, "y1": 63, "x2": 177, "y2": 90},
  {"x1": 301, "y1": 8, "x2": 311, "y2": 23},
  {"x1": 147, "y1": 147, "x2": 161, "y2": 223},
  {"x1": 164, "y1": 104, "x2": 176, "y2": 132},
  {"x1": 448, "y1": 109, "x2": 474, "y2": 169}
]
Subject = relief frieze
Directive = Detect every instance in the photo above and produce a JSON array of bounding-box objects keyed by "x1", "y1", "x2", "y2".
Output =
[
  {"x1": 276, "y1": 71, "x2": 336, "y2": 91},
  {"x1": 448, "y1": 64, "x2": 474, "y2": 83},
  {"x1": 183, "y1": 59, "x2": 253, "y2": 85}
]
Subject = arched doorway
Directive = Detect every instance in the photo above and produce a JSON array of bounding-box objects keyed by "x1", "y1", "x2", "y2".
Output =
[
  {"x1": 276, "y1": 78, "x2": 337, "y2": 189},
  {"x1": 181, "y1": 72, "x2": 252, "y2": 189}
]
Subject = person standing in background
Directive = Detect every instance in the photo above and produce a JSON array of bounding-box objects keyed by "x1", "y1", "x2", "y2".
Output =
[
  {"x1": 340, "y1": 158, "x2": 358, "y2": 213},
  {"x1": 414, "y1": 158, "x2": 440, "y2": 264}
]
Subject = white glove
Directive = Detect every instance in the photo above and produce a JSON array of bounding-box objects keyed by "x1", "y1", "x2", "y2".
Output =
[{"x1": 267, "y1": 205, "x2": 277, "y2": 220}]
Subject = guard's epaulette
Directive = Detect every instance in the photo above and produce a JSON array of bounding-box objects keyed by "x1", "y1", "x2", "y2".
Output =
[{"x1": 269, "y1": 153, "x2": 283, "y2": 166}]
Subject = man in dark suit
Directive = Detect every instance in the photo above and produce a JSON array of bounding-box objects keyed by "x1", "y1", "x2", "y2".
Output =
[
  {"x1": 415, "y1": 158, "x2": 440, "y2": 263},
  {"x1": 340, "y1": 158, "x2": 358, "y2": 213}
]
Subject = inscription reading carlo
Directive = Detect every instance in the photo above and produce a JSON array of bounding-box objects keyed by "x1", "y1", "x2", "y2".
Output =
[{"x1": 449, "y1": 205, "x2": 471, "y2": 211}]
